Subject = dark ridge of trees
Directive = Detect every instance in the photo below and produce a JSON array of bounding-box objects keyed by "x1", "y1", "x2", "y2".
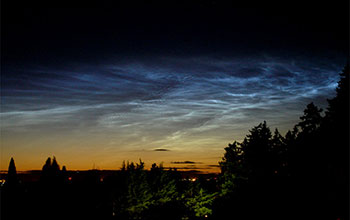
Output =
[
  {"x1": 0, "y1": 64, "x2": 348, "y2": 220},
  {"x1": 215, "y1": 64, "x2": 349, "y2": 220}
]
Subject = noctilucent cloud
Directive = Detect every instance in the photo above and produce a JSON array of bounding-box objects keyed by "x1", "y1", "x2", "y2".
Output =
[
  {"x1": 1, "y1": 2, "x2": 347, "y2": 171},
  {"x1": 0, "y1": 55, "x2": 343, "y2": 171}
]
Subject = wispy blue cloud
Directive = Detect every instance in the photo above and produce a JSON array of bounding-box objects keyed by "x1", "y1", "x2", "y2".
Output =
[{"x1": 0, "y1": 55, "x2": 344, "y2": 169}]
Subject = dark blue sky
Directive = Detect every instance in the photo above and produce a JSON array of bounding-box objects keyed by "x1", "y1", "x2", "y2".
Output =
[{"x1": 1, "y1": 0, "x2": 348, "y2": 170}]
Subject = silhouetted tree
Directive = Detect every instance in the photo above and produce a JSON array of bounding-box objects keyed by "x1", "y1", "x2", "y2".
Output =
[
  {"x1": 296, "y1": 102, "x2": 323, "y2": 135},
  {"x1": 41, "y1": 156, "x2": 62, "y2": 185},
  {"x1": 326, "y1": 63, "x2": 349, "y2": 124},
  {"x1": 323, "y1": 63, "x2": 349, "y2": 220},
  {"x1": 51, "y1": 157, "x2": 60, "y2": 173},
  {"x1": 42, "y1": 157, "x2": 51, "y2": 176},
  {"x1": 270, "y1": 128, "x2": 288, "y2": 176},
  {"x1": 61, "y1": 165, "x2": 68, "y2": 183},
  {"x1": 219, "y1": 141, "x2": 243, "y2": 176},
  {"x1": 241, "y1": 121, "x2": 273, "y2": 181},
  {"x1": 215, "y1": 121, "x2": 292, "y2": 219},
  {"x1": 2, "y1": 158, "x2": 21, "y2": 220},
  {"x1": 6, "y1": 157, "x2": 18, "y2": 186},
  {"x1": 325, "y1": 63, "x2": 349, "y2": 167},
  {"x1": 283, "y1": 127, "x2": 298, "y2": 178},
  {"x1": 114, "y1": 160, "x2": 153, "y2": 218},
  {"x1": 219, "y1": 141, "x2": 244, "y2": 196},
  {"x1": 147, "y1": 163, "x2": 184, "y2": 220}
]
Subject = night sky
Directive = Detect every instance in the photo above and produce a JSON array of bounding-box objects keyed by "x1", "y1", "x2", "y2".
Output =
[{"x1": 1, "y1": 0, "x2": 348, "y2": 171}]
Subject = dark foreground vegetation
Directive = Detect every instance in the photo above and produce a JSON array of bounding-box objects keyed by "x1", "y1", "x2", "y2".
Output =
[{"x1": 1, "y1": 65, "x2": 349, "y2": 220}]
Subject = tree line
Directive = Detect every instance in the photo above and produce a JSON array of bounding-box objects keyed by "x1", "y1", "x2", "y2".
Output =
[{"x1": 1, "y1": 64, "x2": 348, "y2": 219}]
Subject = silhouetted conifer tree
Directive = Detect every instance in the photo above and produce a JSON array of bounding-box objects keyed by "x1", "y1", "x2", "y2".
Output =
[
  {"x1": 270, "y1": 128, "x2": 287, "y2": 176},
  {"x1": 42, "y1": 157, "x2": 51, "y2": 173},
  {"x1": 6, "y1": 157, "x2": 18, "y2": 186},
  {"x1": 51, "y1": 157, "x2": 60, "y2": 173},
  {"x1": 219, "y1": 141, "x2": 244, "y2": 195},
  {"x1": 323, "y1": 63, "x2": 349, "y2": 220},
  {"x1": 241, "y1": 121, "x2": 273, "y2": 180},
  {"x1": 61, "y1": 165, "x2": 67, "y2": 172},
  {"x1": 41, "y1": 156, "x2": 62, "y2": 184},
  {"x1": 326, "y1": 63, "x2": 349, "y2": 124},
  {"x1": 61, "y1": 165, "x2": 67, "y2": 183},
  {"x1": 2, "y1": 158, "x2": 21, "y2": 220},
  {"x1": 296, "y1": 102, "x2": 323, "y2": 135}
]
